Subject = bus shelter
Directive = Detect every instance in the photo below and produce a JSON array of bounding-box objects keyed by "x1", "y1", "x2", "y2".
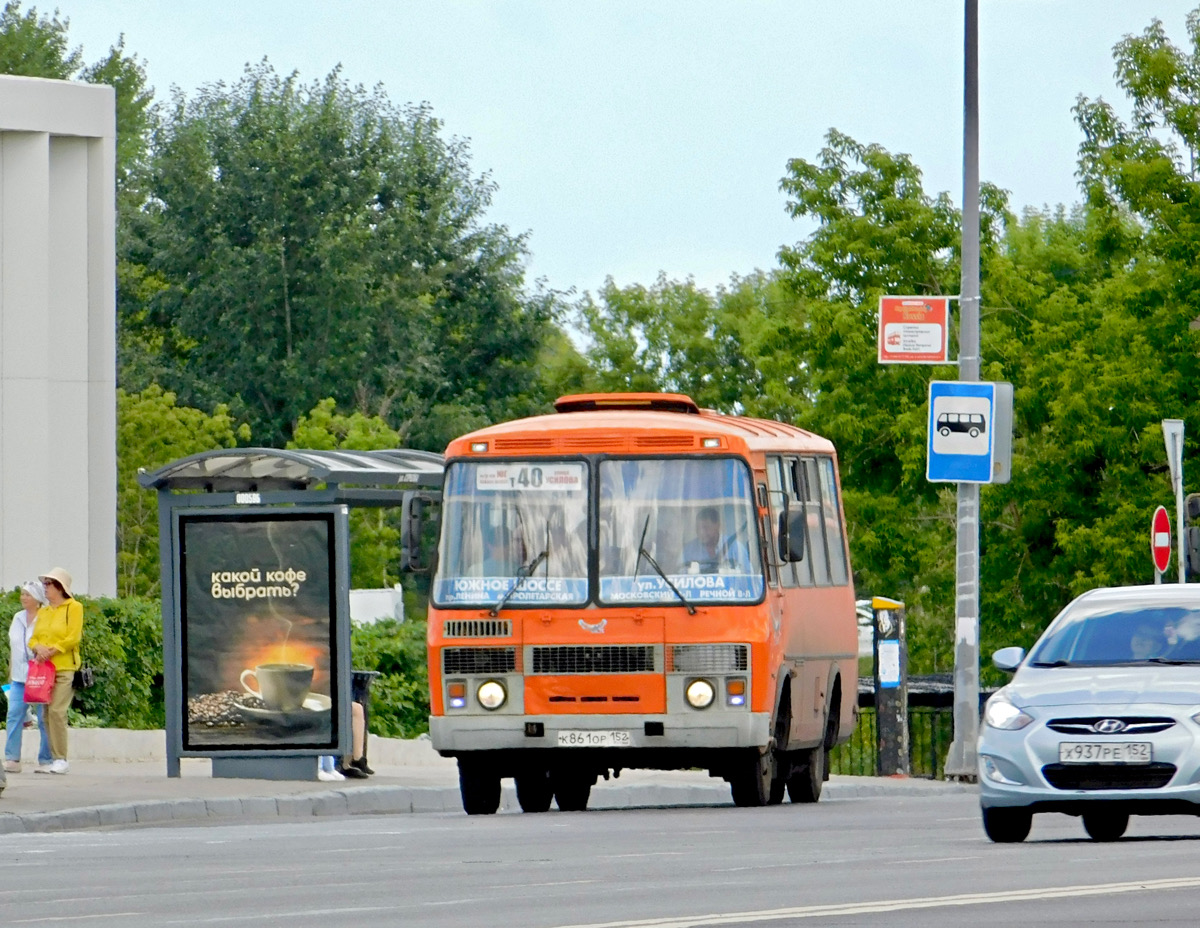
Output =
[{"x1": 139, "y1": 448, "x2": 443, "y2": 779}]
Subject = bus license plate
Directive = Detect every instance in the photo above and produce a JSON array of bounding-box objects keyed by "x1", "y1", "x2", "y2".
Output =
[
  {"x1": 1058, "y1": 742, "x2": 1152, "y2": 764},
  {"x1": 557, "y1": 730, "x2": 631, "y2": 748}
]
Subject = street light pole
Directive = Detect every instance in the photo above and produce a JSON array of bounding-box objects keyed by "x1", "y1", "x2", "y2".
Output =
[{"x1": 944, "y1": 0, "x2": 981, "y2": 779}]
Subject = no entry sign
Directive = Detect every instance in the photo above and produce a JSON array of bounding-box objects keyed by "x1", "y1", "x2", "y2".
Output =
[{"x1": 1152, "y1": 505, "x2": 1172, "y2": 574}]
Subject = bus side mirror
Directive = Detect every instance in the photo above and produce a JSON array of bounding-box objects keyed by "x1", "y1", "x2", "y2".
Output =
[
  {"x1": 401, "y1": 492, "x2": 437, "y2": 572},
  {"x1": 778, "y1": 511, "x2": 806, "y2": 562}
]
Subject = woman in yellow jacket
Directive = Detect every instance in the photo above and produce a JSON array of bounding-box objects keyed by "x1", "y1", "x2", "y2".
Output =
[{"x1": 29, "y1": 567, "x2": 82, "y2": 774}]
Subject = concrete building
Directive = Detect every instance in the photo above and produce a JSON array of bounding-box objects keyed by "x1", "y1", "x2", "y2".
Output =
[{"x1": 0, "y1": 76, "x2": 117, "y2": 596}]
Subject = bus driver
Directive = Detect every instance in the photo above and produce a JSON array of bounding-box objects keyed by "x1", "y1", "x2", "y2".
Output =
[{"x1": 682, "y1": 507, "x2": 749, "y2": 574}]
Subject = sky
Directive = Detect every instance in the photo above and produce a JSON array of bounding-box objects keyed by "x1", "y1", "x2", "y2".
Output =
[{"x1": 62, "y1": 1, "x2": 1200, "y2": 298}]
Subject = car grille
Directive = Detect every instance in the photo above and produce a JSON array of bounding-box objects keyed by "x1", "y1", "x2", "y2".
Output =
[
  {"x1": 668, "y1": 644, "x2": 749, "y2": 673},
  {"x1": 442, "y1": 647, "x2": 517, "y2": 675},
  {"x1": 1046, "y1": 716, "x2": 1176, "y2": 735},
  {"x1": 1041, "y1": 763, "x2": 1177, "y2": 790},
  {"x1": 530, "y1": 645, "x2": 656, "y2": 674}
]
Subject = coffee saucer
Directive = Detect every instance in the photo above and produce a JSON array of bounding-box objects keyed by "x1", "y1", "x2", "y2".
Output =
[{"x1": 235, "y1": 693, "x2": 331, "y2": 724}]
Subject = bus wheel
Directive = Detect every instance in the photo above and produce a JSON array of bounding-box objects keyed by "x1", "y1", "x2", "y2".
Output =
[
  {"x1": 515, "y1": 768, "x2": 554, "y2": 813},
  {"x1": 788, "y1": 709, "x2": 834, "y2": 803},
  {"x1": 729, "y1": 747, "x2": 773, "y2": 807},
  {"x1": 458, "y1": 758, "x2": 501, "y2": 815},
  {"x1": 786, "y1": 745, "x2": 824, "y2": 803},
  {"x1": 552, "y1": 770, "x2": 594, "y2": 811}
]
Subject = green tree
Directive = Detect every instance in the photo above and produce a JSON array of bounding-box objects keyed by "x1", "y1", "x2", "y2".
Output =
[
  {"x1": 139, "y1": 62, "x2": 552, "y2": 449},
  {"x1": 288, "y1": 398, "x2": 405, "y2": 589},
  {"x1": 117, "y1": 386, "x2": 250, "y2": 597}
]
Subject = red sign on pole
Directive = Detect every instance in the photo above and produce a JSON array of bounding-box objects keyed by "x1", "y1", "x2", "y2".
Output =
[
  {"x1": 878, "y1": 296, "x2": 950, "y2": 364},
  {"x1": 1152, "y1": 505, "x2": 1172, "y2": 574}
]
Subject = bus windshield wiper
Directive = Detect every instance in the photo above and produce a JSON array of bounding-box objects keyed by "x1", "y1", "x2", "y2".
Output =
[
  {"x1": 634, "y1": 515, "x2": 695, "y2": 615},
  {"x1": 489, "y1": 522, "x2": 550, "y2": 617},
  {"x1": 489, "y1": 549, "x2": 548, "y2": 616}
]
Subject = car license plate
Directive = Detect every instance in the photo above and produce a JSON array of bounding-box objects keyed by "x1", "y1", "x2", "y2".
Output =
[
  {"x1": 557, "y1": 730, "x2": 631, "y2": 748},
  {"x1": 1058, "y1": 742, "x2": 1152, "y2": 764}
]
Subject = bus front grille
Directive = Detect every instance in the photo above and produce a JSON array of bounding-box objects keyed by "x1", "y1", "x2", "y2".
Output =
[
  {"x1": 443, "y1": 619, "x2": 513, "y2": 639},
  {"x1": 442, "y1": 647, "x2": 518, "y2": 675},
  {"x1": 531, "y1": 645, "x2": 656, "y2": 674},
  {"x1": 668, "y1": 644, "x2": 749, "y2": 673}
]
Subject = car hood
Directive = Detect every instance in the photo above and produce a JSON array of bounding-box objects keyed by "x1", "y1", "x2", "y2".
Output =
[{"x1": 1008, "y1": 666, "x2": 1200, "y2": 708}]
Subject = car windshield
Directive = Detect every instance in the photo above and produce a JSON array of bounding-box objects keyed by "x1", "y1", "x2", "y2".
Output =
[
  {"x1": 598, "y1": 458, "x2": 764, "y2": 606},
  {"x1": 1028, "y1": 601, "x2": 1200, "y2": 665},
  {"x1": 433, "y1": 461, "x2": 589, "y2": 607}
]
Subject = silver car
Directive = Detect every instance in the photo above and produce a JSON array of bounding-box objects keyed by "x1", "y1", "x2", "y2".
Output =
[{"x1": 978, "y1": 584, "x2": 1200, "y2": 843}]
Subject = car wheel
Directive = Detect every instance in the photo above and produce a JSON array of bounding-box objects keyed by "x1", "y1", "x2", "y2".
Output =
[
  {"x1": 981, "y1": 806, "x2": 1032, "y2": 843},
  {"x1": 729, "y1": 748, "x2": 774, "y2": 807},
  {"x1": 458, "y1": 758, "x2": 501, "y2": 815},
  {"x1": 552, "y1": 769, "x2": 594, "y2": 811},
  {"x1": 1082, "y1": 809, "x2": 1129, "y2": 842},
  {"x1": 515, "y1": 768, "x2": 554, "y2": 813}
]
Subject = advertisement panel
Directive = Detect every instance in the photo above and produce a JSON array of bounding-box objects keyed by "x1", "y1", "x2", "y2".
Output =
[{"x1": 180, "y1": 512, "x2": 339, "y2": 751}]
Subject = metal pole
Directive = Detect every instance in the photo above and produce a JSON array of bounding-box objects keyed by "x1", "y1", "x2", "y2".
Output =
[
  {"x1": 1163, "y1": 420, "x2": 1185, "y2": 584},
  {"x1": 945, "y1": 0, "x2": 981, "y2": 780}
]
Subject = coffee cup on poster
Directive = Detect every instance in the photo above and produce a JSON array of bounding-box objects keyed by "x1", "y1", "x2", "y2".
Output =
[{"x1": 240, "y1": 663, "x2": 313, "y2": 711}]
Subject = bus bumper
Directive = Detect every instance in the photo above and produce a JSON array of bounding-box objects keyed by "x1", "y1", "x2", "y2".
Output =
[{"x1": 430, "y1": 712, "x2": 771, "y2": 753}]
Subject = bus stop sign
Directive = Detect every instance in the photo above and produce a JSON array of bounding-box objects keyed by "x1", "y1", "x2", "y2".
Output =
[
  {"x1": 1152, "y1": 505, "x2": 1172, "y2": 574},
  {"x1": 926, "y1": 381, "x2": 1013, "y2": 484}
]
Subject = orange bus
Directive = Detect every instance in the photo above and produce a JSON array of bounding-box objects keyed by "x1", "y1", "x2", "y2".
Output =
[{"x1": 426, "y1": 393, "x2": 858, "y2": 814}]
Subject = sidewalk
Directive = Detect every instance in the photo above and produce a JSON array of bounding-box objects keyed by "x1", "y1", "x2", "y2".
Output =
[{"x1": 0, "y1": 729, "x2": 976, "y2": 833}]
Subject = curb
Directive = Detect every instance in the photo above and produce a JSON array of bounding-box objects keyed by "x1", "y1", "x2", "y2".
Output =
[{"x1": 0, "y1": 778, "x2": 976, "y2": 834}]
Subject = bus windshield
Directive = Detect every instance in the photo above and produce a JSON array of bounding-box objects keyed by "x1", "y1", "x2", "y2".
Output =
[
  {"x1": 599, "y1": 458, "x2": 764, "y2": 605},
  {"x1": 433, "y1": 460, "x2": 590, "y2": 607}
]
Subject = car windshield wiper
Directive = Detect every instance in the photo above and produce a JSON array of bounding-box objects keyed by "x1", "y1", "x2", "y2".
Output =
[
  {"x1": 634, "y1": 514, "x2": 696, "y2": 615},
  {"x1": 489, "y1": 522, "x2": 550, "y2": 617},
  {"x1": 1143, "y1": 657, "x2": 1200, "y2": 665},
  {"x1": 1030, "y1": 660, "x2": 1072, "y2": 668}
]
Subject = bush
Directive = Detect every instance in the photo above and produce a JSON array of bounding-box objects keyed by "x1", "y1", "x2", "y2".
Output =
[
  {"x1": 0, "y1": 591, "x2": 430, "y2": 736},
  {"x1": 350, "y1": 617, "x2": 430, "y2": 738},
  {"x1": 0, "y1": 590, "x2": 164, "y2": 729}
]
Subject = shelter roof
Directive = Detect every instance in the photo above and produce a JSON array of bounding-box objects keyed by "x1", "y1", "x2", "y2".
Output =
[{"x1": 137, "y1": 448, "x2": 444, "y2": 492}]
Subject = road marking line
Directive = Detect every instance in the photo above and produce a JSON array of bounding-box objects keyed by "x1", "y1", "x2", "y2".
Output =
[
  {"x1": 13, "y1": 914, "x2": 142, "y2": 924},
  {"x1": 549, "y1": 876, "x2": 1200, "y2": 928}
]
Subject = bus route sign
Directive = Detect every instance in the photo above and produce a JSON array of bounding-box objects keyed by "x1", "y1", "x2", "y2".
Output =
[{"x1": 878, "y1": 296, "x2": 950, "y2": 364}]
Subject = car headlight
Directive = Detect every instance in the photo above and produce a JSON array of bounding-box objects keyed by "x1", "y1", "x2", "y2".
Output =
[
  {"x1": 984, "y1": 694, "x2": 1033, "y2": 731},
  {"x1": 477, "y1": 680, "x2": 507, "y2": 710},
  {"x1": 685, "y1": 678, "x2": 715, "y2": 709}
]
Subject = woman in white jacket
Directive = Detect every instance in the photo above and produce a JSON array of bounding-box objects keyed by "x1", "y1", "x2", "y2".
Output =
[{"x1": 5, "y1": 580, "x2": 51, "y2": 773}]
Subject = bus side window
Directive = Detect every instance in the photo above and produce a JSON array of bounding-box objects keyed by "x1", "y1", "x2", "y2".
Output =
[
  {"x1": 817, "y1": 457, "x2": 849, "y2": 585},
  {"x1": 766, "y1": 457, "x2": 798, "y2": 588},
  {"x1": 788, "y1": 457, "x2": 814, "y2": 587},
  {"x1": 758, "y1": 480, "x2": 778, "y2": 587},
  {"x1": 801, "y1": 458, "x2": 831, "y2": 585}
]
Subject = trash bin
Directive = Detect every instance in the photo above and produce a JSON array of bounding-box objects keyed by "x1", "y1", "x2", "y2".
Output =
[{"x1": 351, "y1": 669, "x2": 381, "y2": 766}]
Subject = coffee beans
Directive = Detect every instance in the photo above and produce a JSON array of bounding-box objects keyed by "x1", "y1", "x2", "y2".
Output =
[{"x1": 188, "y1": 690, "x2": 255, "y2": 727}]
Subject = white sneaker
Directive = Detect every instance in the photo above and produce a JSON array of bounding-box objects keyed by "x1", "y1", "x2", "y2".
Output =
[
  {"x1": 34, "y1": 763, "x2": 53, "y2": 774},
  {"x1": 317, "y1": 768, "x2": 345, "y2": 782},
  {"x1": 48, "y1": 759, "x2": 69, "y2": 775},
  {"x1": 2, "y1": 760, "x2": 19, "y2": 773}
]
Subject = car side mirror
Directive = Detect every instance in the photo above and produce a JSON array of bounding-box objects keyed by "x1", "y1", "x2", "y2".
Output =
[
  {"x1": 992, "y1": 646, "x2": 1026, "y2": 673},
  {"x1": 401, "y1": 492, "x2": 438, "y2": 572},
  {"x1": 778, "y1": 510, "x2": 805, "y2": 562}
]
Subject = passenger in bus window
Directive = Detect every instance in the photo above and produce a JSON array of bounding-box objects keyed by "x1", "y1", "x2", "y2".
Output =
[{"x1": 682, "y1": 507, "x2": 750, "y2": 573}]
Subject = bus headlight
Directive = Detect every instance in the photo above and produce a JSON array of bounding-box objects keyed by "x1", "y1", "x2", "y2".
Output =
[
  {"x1": 477, "y1": 680, "x2": 507, "y2": 710},
  {"x1": 685, "y1": 678, "x2": 715, "y2": 709}
]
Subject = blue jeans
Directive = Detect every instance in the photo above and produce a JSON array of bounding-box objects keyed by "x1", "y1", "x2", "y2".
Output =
[{"x1": 5, "y1": 681, "x2": 51, "y2": 765}]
